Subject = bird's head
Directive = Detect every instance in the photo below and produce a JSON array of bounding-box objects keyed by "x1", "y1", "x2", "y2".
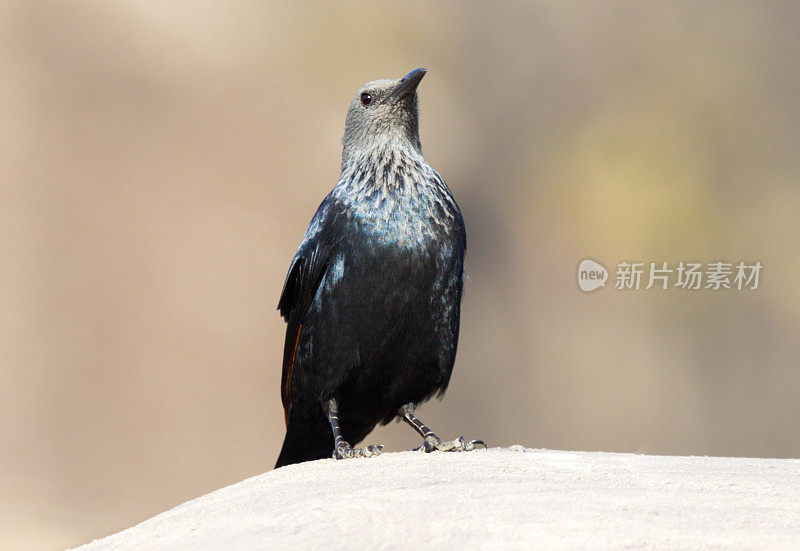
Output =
[{"x1": 342, "y1": 68, "x2": 426, "y2": 165}]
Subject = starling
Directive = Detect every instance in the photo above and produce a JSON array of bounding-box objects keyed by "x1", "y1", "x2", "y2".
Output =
[{"x1": 275, "y1": 68, "x2": 484, "y2": 468}]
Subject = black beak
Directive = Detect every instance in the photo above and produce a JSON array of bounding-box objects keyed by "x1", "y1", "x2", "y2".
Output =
[{"x1": 382, "y1": 67, "x2": 427, "y2": 105}]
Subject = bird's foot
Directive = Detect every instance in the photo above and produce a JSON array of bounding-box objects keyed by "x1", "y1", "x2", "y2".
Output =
[
  {"x1": 416, "y1": 435, "x2": 487, "y2": 453},
  {"x1": 333, "y1": 441, "x2": 384, "y2": 460}
]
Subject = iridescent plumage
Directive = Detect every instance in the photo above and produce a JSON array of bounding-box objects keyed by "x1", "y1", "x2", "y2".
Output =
[{"x1": 275, "y1": 69, "x2": 481, "y2": 468}]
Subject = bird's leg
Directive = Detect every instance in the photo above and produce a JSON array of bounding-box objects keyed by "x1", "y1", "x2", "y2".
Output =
[
  {"x1": 397, "y1": 404, "x2": 487, "y2": 452},
  {"x1": 324, "y1": 398, "x2": 383, "y2": 460}
]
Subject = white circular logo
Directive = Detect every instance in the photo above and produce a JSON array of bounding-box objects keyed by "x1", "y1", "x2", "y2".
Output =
[{"x1": 578, "y1": 259, "x2": 608, "y2": 292}]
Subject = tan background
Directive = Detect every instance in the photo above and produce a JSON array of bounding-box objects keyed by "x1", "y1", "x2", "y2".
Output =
[{"x1": 2, "y1": 2, "x2": 798, "y2": 549}]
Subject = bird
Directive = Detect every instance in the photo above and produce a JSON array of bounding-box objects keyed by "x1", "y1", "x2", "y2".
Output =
[{"x1": 275, "y1": 68, "x2": 484, "y2": 468}]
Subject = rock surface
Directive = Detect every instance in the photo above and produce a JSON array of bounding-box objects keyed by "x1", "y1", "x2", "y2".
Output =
[{"x1": 73, "y1": 447, "x2": 800, "y2": 550}]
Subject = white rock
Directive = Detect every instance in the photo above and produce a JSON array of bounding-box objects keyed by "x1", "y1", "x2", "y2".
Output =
[{"x1": 72, "y1": 447, "x2": 800, "y2": 550}]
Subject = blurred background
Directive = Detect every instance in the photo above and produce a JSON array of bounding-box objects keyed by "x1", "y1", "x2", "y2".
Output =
[{"x1": 2, "y1": 1, "x2": 799, "y2": 548}]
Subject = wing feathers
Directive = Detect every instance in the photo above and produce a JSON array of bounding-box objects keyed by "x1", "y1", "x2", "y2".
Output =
[{"x1": 278, "y1": 236, "x2": 332, "y2": 425}]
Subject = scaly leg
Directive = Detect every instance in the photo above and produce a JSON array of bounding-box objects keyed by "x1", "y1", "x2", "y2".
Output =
[
  {"x1": 398, "y1": 404, "x2": 487, "y2": 452},
  {"x1": 324, "y1": 398, "x2": 383, "y2": 460}
]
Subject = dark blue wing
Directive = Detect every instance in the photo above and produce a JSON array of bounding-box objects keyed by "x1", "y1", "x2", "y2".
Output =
[{"x1": 277, "y1": 197, "x2": 334, "y2": 423}]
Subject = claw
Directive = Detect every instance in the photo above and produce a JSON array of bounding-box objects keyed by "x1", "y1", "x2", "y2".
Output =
[
  {"x1": 333, "y1": 441, "x2": 383, "y2": 460},
  {"x1": 418, "y1": 434, "x2": 487, "y2": 453},
  {"x1": 365, "y1": 444, "x2": 384, "y2": 456}
]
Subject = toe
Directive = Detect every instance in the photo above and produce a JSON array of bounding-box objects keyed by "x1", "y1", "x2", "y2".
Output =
[
  {"x1": 334, "y1": 443, "x2": 384, "y2": 459},
  {"x1": 443, "y1": 436, "x2": 466, "y2": 452},
  {"x1": 422, "y1": 436, "x2": 442, "y2": 453},
  {"x1": 333, "y1": 446, "x2": 350, "y2": 460}
]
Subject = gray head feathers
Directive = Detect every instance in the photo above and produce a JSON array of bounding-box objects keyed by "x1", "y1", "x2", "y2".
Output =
[{"x1": 341, "y1": 68, "x2": 426, "y2": 166}]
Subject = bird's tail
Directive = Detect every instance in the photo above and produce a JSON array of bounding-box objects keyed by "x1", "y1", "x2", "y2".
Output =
[{"x1": 274, "y1": 406, "x2": 334, "y2": 468}]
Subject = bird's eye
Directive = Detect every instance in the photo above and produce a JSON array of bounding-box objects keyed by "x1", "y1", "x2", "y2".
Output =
[{"x1": 360, "y1": 92, "x2": 372, "y2": 106}]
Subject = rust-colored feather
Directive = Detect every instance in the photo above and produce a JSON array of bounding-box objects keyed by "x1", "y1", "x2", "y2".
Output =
[{"x1": 281, "y1": 323, "x2": 302, "y2": 426}]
